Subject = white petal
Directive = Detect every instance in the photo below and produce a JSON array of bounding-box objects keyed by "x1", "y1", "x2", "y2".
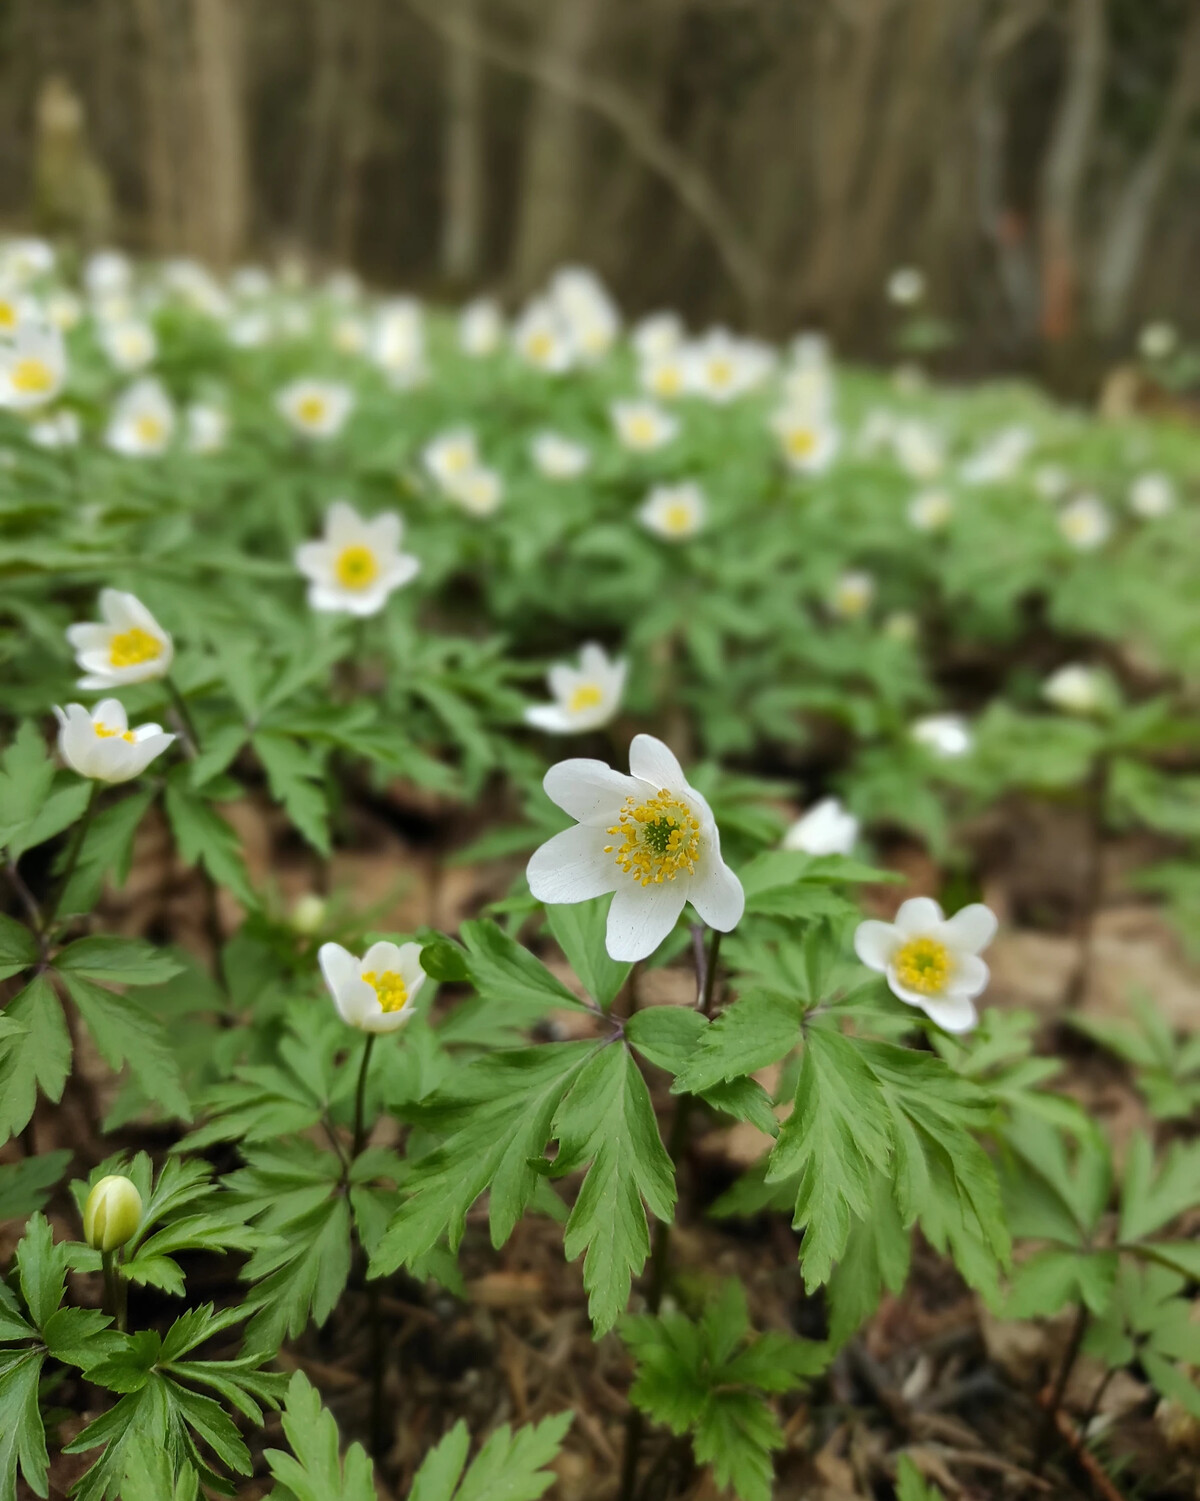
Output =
[
  {"x1": 628, "y1": 734, "x2": 686, "y2": 791},
  {"x1": 318, "y1": 943, "x2": 359, "y2": 1001},
  {"x1": 295, "y1": 541, "x2": 333, "y2": 581},
  {"x1": 547, "y1": 664, "x2": 577, "y2": 702},
  {"x1": 66, "y1": 623, "x2": 110, "y2": 653},
  {"x1": 919, "y1": 993, "x2": 979, "y2": 1033},
  {"x1": 542, "y1": 759, "x2": 639, "y2": 825},
  {"x1": 93, "y1": 699, "x2": 128, "y2": 731},
  {"x1": 527, "y1": 824, "x2": 619, "y2": 903},
  {"x1": 894, "y1": 897, "x2": 944, "y2": 936},
  {"x1": 338, "y1": 977, "x2": 380, "y2": 1029},
  {"x1": 524, "y1": 703, "x2": 576, "y2": 734},
  {"x1": 326, "y1": 501, "x2": 364, "y2": 544},
  {"x1": 361, "y1": 940, "x2": 405, "y2": 974},
  {"x1": 687, "y1": 851, "x2": 744, "y2": 932},
  {"x1": 367, "y1": 512, "x2": 402, "y2": 551},
  {"x1": 946, "y1": 953, "x2": 990, "y2": 999},
  {"x1": 361, "y1": 1004, "x2": 412, "y2": 1034},
  {"x1": 606, "y1": 879, "x2": 688, "y2": 962},
  {"x1": 941, "y1": 904, "x2": 998, "y2": 955},
  {"x1": 121, "y1": 732, "x2": 175, "y2": 778},
  {"x1": 393, "y1": 942, "x2": 427, "y2": 1003},
  {"x1": 854, "y1": 919, "x2": 899, "y2": 971},
  {"x1": 383, "y1": 554, "x2": 420, "y2": 590}
]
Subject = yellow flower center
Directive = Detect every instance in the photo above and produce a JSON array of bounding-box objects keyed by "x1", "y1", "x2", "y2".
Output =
[
  {"x1": 335, "y1": 544, "x2": 378, "y2": 589},
  {"x1": 443, "y1": 444, "x2": 472, "y2": 474},
  {"x1": 605, "y1": 789, "x2": 700, "y2": 886},
  {"x1": 11, "y1": 357, "x2": 53, "y2": 394},
  {"x1": 527, "y1": 331, "x2": 553, "y2": 361},
  {"x1": 652, "y1": 366, "x2": 682, "y2": 396},
  {"x1": 663, "y1": 502, "x2": 694, "y2": 535},
  {"x1": 134, "y1": 414, "x2": 164, "y2": 445},
  {"x1": 297, "y1": 394, "x2": 327, "y2": 426},
  {"x1": 94, "y1": 721, "x2": 135, "y2": 742},
  {"x1": 627, "y1": 415, "x2": 656, "y2": 447},
  {"x1": 567, "y1": 682, "x2": 604, "y2": 715},
  {"x1": 0, "y1": 301, "x2": 16, "y2": 330},
  {"x1": 109, "y1": 627, "x2": 163, "y2": 669},
  {"x1": 708, "y1": 358, "x2": 734, "y2": 387},
  {"x1": 363, "y1": 969, "x2": 408, "y2": 1013},
  {"x1": 893, "y1": 936, "x2": 952, "y2": 996},
  {"x1": 786, "y1": 427, "x2": 817, "y2": 458}
]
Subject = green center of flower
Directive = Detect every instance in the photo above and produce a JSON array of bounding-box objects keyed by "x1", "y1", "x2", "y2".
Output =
[
  {"x1": 606, "y1": 790, "x2": 700, "y2": 886},
  {"x1": 893, "y1": 936, "x2": 951, "y2": 996},
  {"x1": 363, "y1": 969, "x2": 408, "y2": 1013},
  {"x1": 109, "y1": 627, "x2": 162, "y2": 668}
]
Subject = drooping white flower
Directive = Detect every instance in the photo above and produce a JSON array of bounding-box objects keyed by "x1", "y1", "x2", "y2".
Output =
[
  {"x1": 512, "y1": 298, "x2": 573, "y2": 374},
  {"x1": 459, "y1": 297, "x2": 504, "y2": 357},
  {"x1": 275, "y1": 378, "x2": 354, "y2": 440},
  {"x1": 66, "y1": 589, "x2": 174, "y2": 689},
  {"x1": 854, "y1": 897, "x2": 996, "y2": 1032},
  {"x1": 29, "y1": 409, "x2": 81, "y2": 449},
  {"x1": 531, "y1": 431, "x2": 590, "y2": 480},
  {"x1": 550, "y1": 267, "x2": 620, "y2": 363},
  {"x1": 771, "y1": 409, "x2": 840, "y2": 474},
  {"x1": 887, "y1": 267, "x2": 926, "y2": 306},
  {"x1": 638, "y1": 481, "x2": 706, "y2": 540},
  {"x1": 829, "y1": 570, "x2": 875, "y2": 620},
  {"x1": 185, "y1": 403, "x2": 228, "y2": 454},
  {"x1": 1058, "y1": 494, "x2": 1111, "y2": 551},
  {"x1": 612, "y1": 399, "x2": 678, "y2": 453},
  {"x1": 526, "y1": 733, "x2": 744, "y2": 962},
  {"x1": 55, "y1": 699, "x2": 174, "y2": 784},
  {"x1": 782, "y1": 797, "x2": 859, "y2": 856},
  {"x1": 295, "y1": 501, "x2": 420, "y2": 616},
  {"x1": 1128, "y1": 471, "x2": 1174, "y2": 519},
  {"x1": 892, "y1": 419, "x2": 944, "y2": 480},
  {"x1": 318, "y1": 939, "x2": 426, "y2": 1033},
  {"x1": 1042, "y1": 663, "x2": 1106, "y2": 715},
  {"x1": 0, "y1": 324, "x2": 66, "y2": 410},
  {"x1": 371, "y1": 299, "x2": 426, "y2": 385},
  {"x1": 907, "y1": 488, "x2": 954, "y2": 532},
  {"x1": 525, "y1": 643, "x2": 627, "y2": 734},
  {"x1": 106, "y1": 376, "x2": 175, "y2": 456},
  {"x1": 445, "y1": 465, "x2": 504, "y2": 517},
  {"x1": 631, "y1": 312, "x2": 684, "y2": 363},
  {"x1": 423, "y1": 429, "x2": 480, "y2": 493},
  {"x1": 1139, "y1": 321, "x2": 1177, "y2": 361},
  {"x1": 911, "y1": 713, "x2": 972, "y2": 758}
]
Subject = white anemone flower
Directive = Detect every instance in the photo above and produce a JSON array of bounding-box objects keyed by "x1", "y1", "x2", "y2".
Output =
[
  {"x1": 782, "y1": 797, "x2": 859, "y2": 856},
  {"x1": 512, "y1": 299, "x2": 573, "y2": 374},
  {"x1": 1, "y1": 238, "x2": 55, "y2": 285},
  {"x1": 295, "y1": 501, "x2": 420, "y2": 616},
  {"x1": 551, "y1": 267, "x2": 620, "y2": 363},
  {"x1": 639, "y1": 353, "x2": 690, "y2": 401},
  {"x1": 686, "y1": 329, "x2": 771, "y2": 403},
  {"x1": 638, "y1": 481, "x2": 706, "y2": 540},
  {"x1": 960, "y1": 425, "x2": 1033, "y2": 486},
  {"x1": 55, "y1": 700, "x2": 174, "y2": 784},
  {"x1": 0, "y1": 282, "x2": 38, "y2": 336},
  {"x1": 445, "y1": 465, "x2": 504, "y2": 517},
  {"x1": 106, "y1": 377, "x2": 175, "y2": 456},
  {"x1": 855, "y1": 897, "x2": 996, "y2": 1033},
  {"x1": 1058, "y1": 494, "x2": 1111, "y2": 551},
  {"x1": 631, "y1": 312, "x2": 684, "y2": 363},
  {"x1": 0, "y1": 324, "x2": 66, "y2": 410},
  {"x1": 525, "y1": 643, "x2": 627, "y2": 734},
  {"x1": 371, "y1": 299, "x2": 426, "y2": 385},
  {"x1": 30, "y1": 410, "x2": 81, "y2": 449},
  {"x1": 66, "y1": 589, "x2": 174, "y2": 689},
  {"x1": 1043, "y1": 664, "x2": 1105, "y2": 715},
  {"x1": 231, "y1": 265, "x2": 272, "y2": 300},
  {"x1": 45, "y1": 291, "x2": 82, "y2": 332},
  {"x1": 612, "y1": 399, "x2": 678, "y2": 453},
  {"x1": 1128, "y1": 471, "x2": 1174, "y2": 519},
  {"x1": 1139, "y1": 321, "x2": 1177, "y2": 361},
  {"x1": 185, "y1": 403, "x2": 228, "y2": 454},
  {"x1": 526, "y1": 733, "x2": 744, "y2": 962},
  {"x1": 84, "y1": 249, "x2": 132, "y2": 299},
  {"x1": 318, "y1": 940, "x2": 426, "y2": 1033},
  {"x1": 531, "y1": 431, "x2": 590, "y2": 479},
  {"x1": 459, "y1": 297, "x2": 505, "y2": 357},
  {"x1": 907, "y1": 488, "x2": 954, "y2": 532},
  {"x1": 887, "y1": 267, "x2": 925, "y2": 306},
  {"x1": 780, "y1": 364, "x2": 835, "y2": 425},
  {"x1": 911, "y1": 713, "x2": 972, "y2": 758},
  {"x1": 423, "y1": 429, "x2": 480, "y2": 493},
  {"x1": 100, "y1": 319, "x2": 157, "y2": 373},
  {"x1": 772, "y1": 409, "x2": 840, "y2": 474},
  {"x1": 830, "y1": 570, "x2": 875, "y2": 620},
  {"x1": 276, "y1": 379, "x2": 354, "y2": 440}
]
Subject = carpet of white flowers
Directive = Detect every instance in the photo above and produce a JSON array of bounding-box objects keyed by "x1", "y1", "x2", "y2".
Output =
[{"x1": 1, "y1": 241, "x2": 1199, "y2": 1501}]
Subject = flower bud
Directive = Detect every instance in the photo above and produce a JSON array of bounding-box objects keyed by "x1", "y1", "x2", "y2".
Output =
[
  {"x1": 290, "y1": 893, "x2": 327, "y2": 935},
  {"x1": 83, "y1": 1175, "x2": 142, "y2": 1252}
]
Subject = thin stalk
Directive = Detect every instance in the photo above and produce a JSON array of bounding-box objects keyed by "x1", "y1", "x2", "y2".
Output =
[
  {"x1": 1035, "y1": 1302, "x2": 1090, "y2": 1472},
  {"x1": 164, "y1": 675, "x2": 202, "y2": 757},
  {"x1": 348, "y1": 1030, "x2": 385, "y2": 1455},
  {"x1": 1066, "y1": 751, "x2": 1109, "y2": 1009},
  {"x1": 352, "y1": 1032, "x2": 377, "y2": 1159},
  {"x1": 101, "y1": 1249, "x2": 126, "y2": 1332},
  {"x1": 697, "y1": 927, "x2": 722, "y2": 1016},
  {"x1": 43, "y1": 782, "x2": 99, "y2": 934}
]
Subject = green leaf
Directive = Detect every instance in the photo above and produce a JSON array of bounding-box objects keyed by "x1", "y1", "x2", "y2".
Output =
[
  {"x1": 57, "y1": 788, "x2": 155, "y2": 915},
  {"x1": 56, "y1": 936, "x2": 183, "y2": 987},
  {"x1": 164, "y1": 781, "x2": 255, "y2": 907},
  {"x1": 16, "y1": 1213, "x2": 66, "y2": 1331},
  {"x1": 0, "y1": 1348, "x2": 47, "y2": 1501},
  {"x1": 896, "y1": 1454, "x2": 946, "y2": 1501},
  {"x1": 0, "y1": 914, "x2": 37, "y2": 981},
  {"x1": 625, "y1": 1006, "x2": 705, "y2": 1074},
  {"x1": 410, "y1": 1411, "x2": 572, "y2": 1501},
  {"x1": 0, "y1": 974, "x2": 71, "y2": 1143},
  {"x1": 546, "y1": 897, "x2": 630, "y2": 1009},
  {"x1": 60, "y1": 974, "x2": 190, "y2": 1122},
  {"x1": 673, "y1": 989, "x2": 801, "y2": 1094},
  {"x1": 1119, "y1": 1134, "x2": 1200, "y2": 1243},
  {"x1": 0, "y1": 1151, "x2": 72, "y2": 1224},
  {"x1": 252, "y1": 732, "x2": 330, "y2": 855},
  {"x1": 827, "y1": 1170, "x2": 911, "y2": 1346},
  {"x1": 263, "y1": 1371, "x2": 375, "y2": 1501},
  {"x1": 459, "y1": 920, "x2": 587, "y2": 1016},
  {"x1": 0, "y1": 722, "x2": 55, "y2": 859}
]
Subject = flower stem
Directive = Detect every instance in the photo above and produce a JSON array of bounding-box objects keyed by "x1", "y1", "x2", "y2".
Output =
[
  {"x1": 1035, "y1": 1302, "x2": 1090, "y2": 1472},
  {"x1": 101, "y1": 1249, "x2": 126, "y2": 1332},
  {"x1": 697, "y1": 927, "x2": 723, "y2": 1016},
  {"x1": 352, "y1": 1033, "x2": 376, "y2": 1160},
  {"x1": 43, "y1": 782, "x2": 99, "y2": 934},
  {"x1": 165, "y1": 675, "x2": 202, "y2": 757}
]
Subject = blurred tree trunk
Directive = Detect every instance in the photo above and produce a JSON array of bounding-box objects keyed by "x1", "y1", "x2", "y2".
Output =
[
  {"x1": 294, "y1": 0, "x2": 344, "y2": 259},
  {"x1": 440, "y1": 0, "x2": 485, "y2": 284},
  {"x1": 332, "y1": 0, "x2": 382, "y2": 267},
  {"x1": 130, "y1": 0, "x2": 180, "y2": 252},
  {"x1": 190, "y1": 0, "x2": 248, "y2": 268}
]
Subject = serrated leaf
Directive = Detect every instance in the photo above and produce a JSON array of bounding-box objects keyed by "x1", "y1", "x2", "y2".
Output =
[
  {"x1": 56, "y1": 936, "x2": 183, "y2": 987},
  {"x1": 546, "y1": 897, "x2": 630, "y2": 1009},
  {"x1": 0, "y1": 974, "x2": 71, "y2": 1143},
  {"x1": 0, "y1": 914, "x2": 37, "y2": 981},
  {"x1": 459, "y1": 920, "x2": 587, "y2": 1017},
  {"x1": 61, "y1": 974, "x2": 190, "y2": 1122},
  {"x1": 263, "y1": 1371, "x2": 375, "y2": 1501},
  {"x1": 673, "y1": 989, "x2": 801, "y2": 1094},
  {"x1": 252, "y1": 732, "x2": 330, "y2": 855},
  {"x1": 0, "y1": 1151, "x2": 72, "y2": 1224},
  {"x1": 164, "y1": 782, "x2": 255, "y2": 907}
]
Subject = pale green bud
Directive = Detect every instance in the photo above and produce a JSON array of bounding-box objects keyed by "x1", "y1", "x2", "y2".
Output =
[
  {"x1": 290, "y1": 893, "x2": 327, "y2": 935},
  {"x1": 83, "y1": 1174, "x2": 142, "y2": 1252}
]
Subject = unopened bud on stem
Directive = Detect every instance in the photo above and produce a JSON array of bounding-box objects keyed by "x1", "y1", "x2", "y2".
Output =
[{"x1": 84, "y1": 1175, "x2": 142, "y2": 1252}]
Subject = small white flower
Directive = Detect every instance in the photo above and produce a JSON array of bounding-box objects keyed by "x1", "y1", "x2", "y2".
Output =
[
  {"x1": 331, "y1": 315, "x2": 368, "y2": 355},
  {"x1": 911, "y1": 713, "x2": 972, "y2": 758},
  {"x1": 290, "y1": 893, "x2": 327, "y2": 934},
  {"x1": 884, "y1": 610, "x2": 919, "y2": 644},
  {"x1": 276, "y1": 379, "x2": 354, "y2": 440},
  {"x1": 295, "y1": 500, "x2": 420, "y2": 616},
  {"x1": 106, "y1": 377, "x2": 175, "y2": 456},
  {"x1": 1128, "y1": 471, "x2": 1174, "y2": 519},
  {"x1": 512, "y1": 298, "x2": 573, "y2": 374},
  {"x1": 780, "y1": 362, "x2": 835, "y2": 425},
  {"x1": 55, "y1": 699, "x2": 174, "y2": 784},
  {"x1": 854, "y1": 897, "x2": 996, "y2": 1032},
  {"x1": 231, "y1": 265, "x2": 272, "y2": 300},
  {"x1": 772, "y1": 409, "x2": 840, "y2": 474},
  {"x1": 531, "y1": 431, "x2": 590, "y2": 480},
  {"x1": 526, "y1": 733, "x2": 744, "y2": 962},
  {"x1": 446, "y1": 465, "x2": 504, "y2": 517},
  {"x1": 892, "y1": 419, "x2": 944, "y2": 480},
  {"x1": 0, "y1": 282, "x2": 38, "y2": 337},
  {"x1": 29, "y1": 409, "x2": 81, "y2": 449},
  {"x1": 525, "y1": 643, "x2": 627, "y2": 734},
  {"x1": 959, "y1": 425, "x2": 1033, "y2": 486},
  {"x1": 1043, "y1": 664, "x2": 1105, "y2": 716},
  {"x1": 1058, "y1": 494, "x2": 1111, "y2": 551},
  {"x1": 686, "y1": 329, "x2": 771, "y2": 403},
  {"x1": 228, "y1": 311, "x2": 271, "y2": 348},
  {"x1": 830, "y1": 570, "x2": 874, "y2": 620},
  {"x1": 84, "y1": 250, "x2": 132, "y2": 298},
  {"x1": 551, "y1": 267, "x2": 620, "y2": 363},
  {"x1": 638, "y1": 481, "x2": 706, "y2": 540},
  {"x1": 887, "y1": 267, "x2": 925, "y2": 306},
  {"x1": 371, "y1": 299, "x2": 426, "y2": 385},
  {"x1": 612, "y1": 399, "x2": 678, "y2": 453},
  {"x1": 1033, "y1": 463, "x2": 1070, "y2": 501},
  {"x1": 66, "y1": 589, "x2": 174, "y2": 689},
  {"x1": 318, "y1": 940, "x2": 426, "y2": 1033},
  {"x1": 0, "y1": 324, "x2": 66, "y2": 410},
  {"x1": 907, "y1": 488, "x2": 954, "y2": 532},
  {"x1": 1139, "y1": 321, "x2": 1177, "y2": 361},
  {"x1": 423, "y1": 429, "x2": 480, "y2": 492},
  {"x1": 162, "y1": 259, "x2": 229, "y2": 318},
  {"x1": 1, "y1": 238, "x2": 54, "y2": 285},
  {"x1": 459, "y1": 298, "x2": 504, "y2": 357},
  {"x1": 639, "y1": 353, "x2": 689, "y2": 401},
  {"x1": 185, "y1": 403, "x2": 227, "y2": 454},
  {"x1": 782, "y1": 797, "x2": 859, "y2": 857},
  {"x1": 631, "y1": 312, "x2": 684, "y2": 362}
]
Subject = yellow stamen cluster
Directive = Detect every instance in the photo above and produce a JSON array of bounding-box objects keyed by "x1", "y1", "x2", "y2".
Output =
[
  {"x1": 605, "y1": 789, "x2": 700, "y2": 886},
  {"x1": 94, "y1": 721, "x2": 135, "y2": 742},
  {"x1": 786, "y1": 427, "x2": 817, "y2": 459},
  {"x1": 0, "y1": 302, "x2": 17, "y2": 330},
  {"x1": 11, "y1": 358, "x2": 53, "y2": 394},
  {"x1": 109, "y1": 627, "x2": 162, "y2": 668},
  {"x1": 567, "y1": 682, "x2": 604, "y2": 715},
  {"x1": 663, "y1": 503, "x2": 694, "y2": 535},
  {"x1": 297, "y1": 395, "x2": 327, "y2": 426},
  {"x1": 893, "y1": 936, "x2": 951, "y2": 996},
  {"x1": 335, "y1": 544, "x2": 379, "y2": 589},
  {"x1": 526, "y1": 331, "x2": 553, "y2": 362},
  {"x1": 627, "y1": 416, "x2": 656, "y2": 447},
  {"x1": 363, "y1": 969, "x2": 408, "y2": 1013},
  {"x1": 708, "y1": 358, "x2": 734, "y2": 387},
  {"x1": 651, "y1": 366, "x2": 683, "y2": 397},
  {"x1": 134, "y1": 415, "x2": 164, "y2": 445}
]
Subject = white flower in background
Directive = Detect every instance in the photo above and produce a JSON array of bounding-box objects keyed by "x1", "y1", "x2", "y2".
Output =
[
  {"x1": 854, "y1": 897, "x2": 996, "y2": 1033},
  {"x1": 85, "y1": 250, "x2": 132, "y2": 299},
  {"x1": 229, "y1": 311, "x2": 272, "y2": 348},
  {"x1": 1058, "y1": 494, "x2": 1111, "y2": 550},
  {"x1": 887, "y1": 267, "x2": 926, "y2": 306},
  {"x1": 295, "y1": 501, "x2": 420, "y2": 616},
  {"x1": 857, "y1": 407, "x2": 897, "y2": 456},
  {"x1": 526, "y1": 733, "x2": 744, "y2": 962},
  {"x1": 0, "y1": 281, "x2": 38, "y2": 336},
  {"x1": 632, "y1": 312, "x2": 684, "y2": 363},
  {"x1": 459, "y1": 297, "x2": 504, "y2": 357},
  {"x1": 1128, "y1": 471, "x2": 1174, "y2": 518},
  {"x1": 318, "y1": 940, "x2": 426, "y2": 1033},
  {"x1": 371, "y1": 298, "x2": 426, "y2": 385},
  {"x1": 66, "y1": 589, "x2": 174, "y2": 689},
  {"x1": 780, "y1": 358, "x2": 835, "y2": 425},
  {"x1": 231, "y1": 265, "x2": 272, "y2": 300},
  {"x1": 911, "y1": 713, "x2": 972, "y2": 758},
  {"x1": 445, "y1": 465, "x2": 504, "y2": 517},
  {"x1": 1139, "y1": 321, "x2": 1177, "y2": 361},
  {"x1": 100, "y1": 319, "x2": 157, "y2": 373},
  {"x1": 278, "y1": 302, "x2": 314, "y2": 341},
  {"x1": 55, "y1": 699, "x2": 174, "y2": 784},
  {"x1": 531, "y1": 431, "x2": 590, "y2": 480},
  {"x1": 423, "y1": 429, "x2": 480, "y2": 493},
  {"x1": 960, "y1": 425, "x2": 1033, "y2": 486},
  {"x1": 0, "y1": 324, "x2": 66, "y2": 409},
  {"x1": 640, "y1": 352, "x2": 690, "y2": 401},
  {"x1": 324, "y1": 270, "x2": 361, "y2": 304},
  {"x1": 106, "y1": 376, "x2": 175, "y2": 456},
  {"x1": 687, "y1": 329, "x2": 771, "y2": 403},
  {"x1": 782, "y1": 797, "x2": 859, "y2": 856},
  {"x1": 525, "y1": 643, "x2": 627, "y2": 734},
  {"x1": 884, "y1": 610, "x2": 919, "y2": 644},
  {"x1": 892, "y1": 419, "x2": 944, "y2": 480},
  {"x1": 162, "y1": 259, "x2": 229, "y2": 319},
  {"x1": 29, "y1": 409, "x2": 81, "y2": 449},
  {"x1": 612, "y1": 399, "x2": 678, "y2": 453},
  {"x1": 331, "y1": 315, "x2": 368, "y2": 356},
  {"x1": 0, "y1": 237, "x2": 54, "y2": 285},
  {"x1": 907, "y1": 488, "x2": 954, "y2": 532},
  {"x1": 1043, "y1": 663, "x2": 1105, "y2": 716},
  {"x1": 1033, "y1": 463, "x2": 1070, "y2": 501},
  {"x1": 638, "y1": 481, "x2": 706, "y2": 540},
  {"x1": 771, "y1": 409, "x2": 840, "y2": 474},
  {"x1": 45, "y1": 290, "x2": 82, "y2": 332},
  {"x1": 551, "y1": 267, "x2": 620, "y2": 363},
  {"x1": 512, "y1": 298, "x2": 573, "y2": 374},
  {"x1": 276, "y1": 379, "x2": 353, "y2": 440},
  {"x1": 185, "y1": 403, "x2": 228, "y2": 454},
  {"x1": 830, "y1": 570, "x2": 875, "y2": 620}
]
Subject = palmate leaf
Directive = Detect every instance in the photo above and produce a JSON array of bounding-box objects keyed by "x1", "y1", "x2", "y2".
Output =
[
  {"x1": 546, "y1": 896, "x2": 630, "y2": 1009},
  {"x1": 0, "y1": 912, "x2": 38, "y2": 981},
  {"x1": 164, "y1": 780, "x2": 255, "y2": 908},
  {"x1": 264, "y1": 1372, "x2": 375, "y2": 1501},
  {"x1": 408, "y1": 1411, "x2": 572, "y2": 1501},
  {"x1": 0, "y1": 974, "x2": 71, "y2": 1144},
  {"x1": 59, "y1": 974, "x2": 190, "y2": 1122},
  {"x1": 252, "y1": 731, "x2": 331, "y2": 855},
  {"x1": 0, "y1": 1151, "x2": 72, "y2": 1222}
]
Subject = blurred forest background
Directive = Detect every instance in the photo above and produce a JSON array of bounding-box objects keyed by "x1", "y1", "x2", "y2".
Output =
[{"x1": 3, "y1": 0, "x2": 1200, "y2": 378}]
